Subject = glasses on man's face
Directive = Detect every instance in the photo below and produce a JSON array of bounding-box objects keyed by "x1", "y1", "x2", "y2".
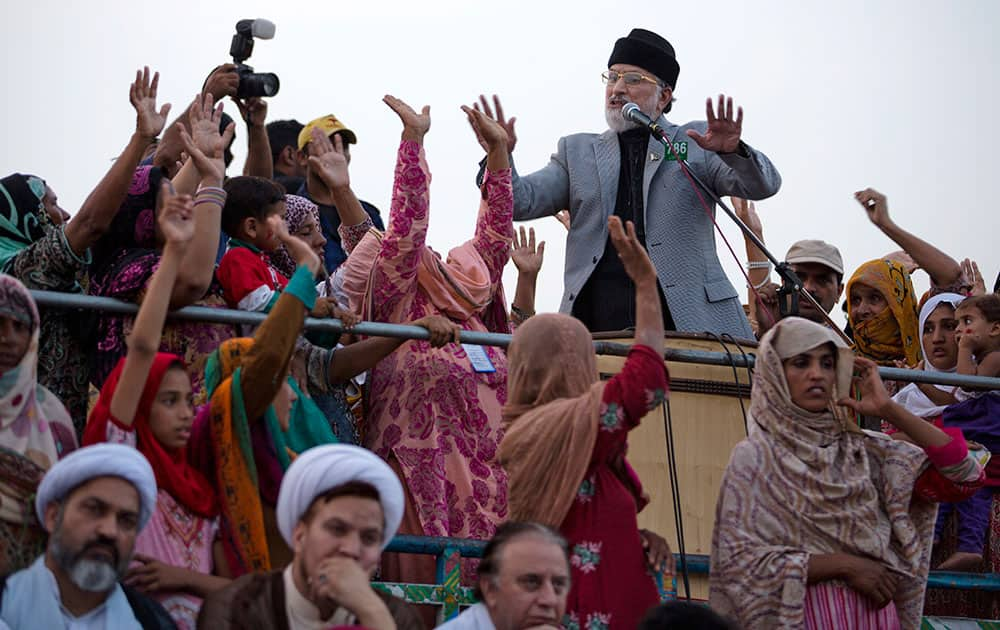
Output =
[{"x1": 601, "y1": 70, "x2": 661, "y2": 87}]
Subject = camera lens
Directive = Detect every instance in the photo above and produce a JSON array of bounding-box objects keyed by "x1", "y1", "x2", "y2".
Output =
[{"x1": 237, "y1": 72, "x2": 280, "y2": 98}]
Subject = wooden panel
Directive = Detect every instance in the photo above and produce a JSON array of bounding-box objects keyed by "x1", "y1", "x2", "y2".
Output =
[{"x1": 596, "y1": 335, "x2": 755, "y2": 600}]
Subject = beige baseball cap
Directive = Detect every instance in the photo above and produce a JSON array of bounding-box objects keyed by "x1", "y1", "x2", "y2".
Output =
[{"x1": 786, "y1": 239, "x2": 844, "y2": 276}]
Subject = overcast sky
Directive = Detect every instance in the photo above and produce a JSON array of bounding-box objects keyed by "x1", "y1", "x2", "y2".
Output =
[{"x1": 3, "y1": 0, "x2": 996, "y2": 329}]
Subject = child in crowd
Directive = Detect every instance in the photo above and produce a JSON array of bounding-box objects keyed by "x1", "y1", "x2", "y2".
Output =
[
  {"x1": 935, "y1": 294, "x2": 1000, "y2": 571},
  {"x1": 83, "y1": 181, "x2": 230, "y2": 629},
  {"x1": 217, "y1": 176, "x2": 290, "y2": 312}
]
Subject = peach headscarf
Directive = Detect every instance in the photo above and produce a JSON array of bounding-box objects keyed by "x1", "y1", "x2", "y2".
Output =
[{"x1": 498, "y1": 313, "x2": 604, "y2": 528}]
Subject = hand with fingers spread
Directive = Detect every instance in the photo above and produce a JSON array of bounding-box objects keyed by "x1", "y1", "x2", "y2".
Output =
[
  {"x1": 686, "y1": 94, "x2": 743, "y2": 154},
  {"x1": 306, "y1": 127, "x2": 352, "y2": 191},
  {"x1": 203, "y1": 64, "x2": 240, "y2": 101},
  {"x1": 511, "y1": 226, "x2": 545, "y2": 276},
  {"x1": 156, "y1": 181, "x2": 196, "y2": 251},
  {"x1": 234, "y1": 96, "x2": 268, "y2": 129},
  {"x1": 177, "y1": 92, "x2": 235, "y2": 185},
  {"x1": 383, "y1": 94, "x2": 430, "y2": 143},
  {"x1": 130, "y1": 66, "x2": 171, "y2": 141},
  {"x1": 961, "y1": 258, "x2": 987, "y2": 296},
  {"x1": 469, "y1": 94, "x2": 517, "y2": 153},
  {"x1": 412, "y1": 315, "x2": 462, "y2": 347}
]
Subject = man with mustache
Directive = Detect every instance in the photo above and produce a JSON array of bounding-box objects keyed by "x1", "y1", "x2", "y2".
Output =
[
  {"x1": 473, "y1": 28, "x2": 781, "y2": 338},
  {"x1": 0, "y1": 443, "x2": 174, "y2": 629}
]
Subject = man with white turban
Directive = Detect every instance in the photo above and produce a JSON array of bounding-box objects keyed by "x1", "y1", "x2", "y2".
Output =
[
  {"x1": 0, "y1": 443, "x2": 175, "y2": 629},
  {"x1": 197, "y1": 444, "x2": 423, "y2": 630}
]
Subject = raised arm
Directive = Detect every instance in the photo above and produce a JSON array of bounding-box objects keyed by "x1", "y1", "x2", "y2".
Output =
[
  {"x1": 306, "y1": 128, "x2": 367, "y2": 227},
  {"x1": 64, "y1": 67, "x2": 171, "y2": 256},
  {"x1": 855, "y1": 188, "x2": 962, "y2": 289},
  {"x1": 509, "y1": 226, "x2": 544, "y2": 325},
  {"x1": 239, "y1": 223, "x2": 321, "y2": 420},
  {"x1": 109, "y1": 183, "x2": 194, "y2": 425},
  {"x1": 610, "y1": 216, "x2": 664, "y2": 349},
  {"x1": 371, "y1": 95, "x2": 432, "y2": 319},
  {"x1": 464, "y1": 105, "x2": 514, "y2": 282},
  {"x1": 168, "y1": 93, "x2": 235, "y2": 308},
  {"x1": 689, "y1": 95, "x2": 782, "y2": 200},
  {"x1": 237, "y1": 97, "x2": 273, "y2": 179}
]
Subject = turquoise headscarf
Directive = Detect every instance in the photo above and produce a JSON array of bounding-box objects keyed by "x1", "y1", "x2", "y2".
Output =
[{"x1": 0, "y1": 174, "x2": 50, "y2": 271}]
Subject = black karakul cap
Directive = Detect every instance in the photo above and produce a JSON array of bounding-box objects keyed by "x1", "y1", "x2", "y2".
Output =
[{"x1": 608, "y1": 28, "x2": 680, "y2": 88}]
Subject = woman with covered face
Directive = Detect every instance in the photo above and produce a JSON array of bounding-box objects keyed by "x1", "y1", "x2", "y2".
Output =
[{"x1": 709, "y1": 317, "x2": 986, "y2": 629}]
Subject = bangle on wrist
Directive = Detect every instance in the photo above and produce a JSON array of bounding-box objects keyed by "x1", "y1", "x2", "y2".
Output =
[
  {"x1": 747, "y1": 277, "x2": 771, "y2": 291},
  {"x1": 746, "y1": 261, "x2": 772, "y2": 271}
]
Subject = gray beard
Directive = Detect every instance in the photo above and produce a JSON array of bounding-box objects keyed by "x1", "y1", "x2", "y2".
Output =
[
  {"x1": 49, "y1": 531, "x2": 125, "y2": 593},
  {"x1": 605, "y1": 107, "x2": 641, "y2": 133}
]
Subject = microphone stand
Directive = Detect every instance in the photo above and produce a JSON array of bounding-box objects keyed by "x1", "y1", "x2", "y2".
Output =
[{"x1": 646, "y1": 129, "x2": 851, "y2": 343}]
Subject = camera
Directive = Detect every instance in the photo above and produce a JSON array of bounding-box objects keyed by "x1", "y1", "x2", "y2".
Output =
[{"x1": 230, "y1": 19, "x2": 280, "y2": 98}]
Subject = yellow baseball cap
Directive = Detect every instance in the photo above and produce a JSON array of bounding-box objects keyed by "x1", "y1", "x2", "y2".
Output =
[{"x1": 297, "y1": 115, "x2": 358, "y2": 151}]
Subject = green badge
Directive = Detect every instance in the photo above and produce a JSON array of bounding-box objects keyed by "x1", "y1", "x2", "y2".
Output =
[{"x1": 663, "y1": 141, "x2": 688, "y2": 161}]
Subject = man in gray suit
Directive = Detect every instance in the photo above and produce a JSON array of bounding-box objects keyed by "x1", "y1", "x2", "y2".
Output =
[{"x1": 473, "y1": 28, "x2": 781, "y2": 338}]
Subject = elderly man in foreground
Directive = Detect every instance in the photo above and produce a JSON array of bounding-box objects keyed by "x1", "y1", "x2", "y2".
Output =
[
  {"x1": 197, "y1": 444, "x2": 422, "y2": 630},
  {"x1": 0, "y1": 443, "x2": 174, "y2": 629}
]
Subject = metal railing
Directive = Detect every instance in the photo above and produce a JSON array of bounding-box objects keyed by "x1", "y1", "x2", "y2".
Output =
[{"x1": 29, "y1": 289, "x2": 1000, "y2": 391}]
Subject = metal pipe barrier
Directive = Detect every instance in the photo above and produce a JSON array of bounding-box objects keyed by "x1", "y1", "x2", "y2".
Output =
[{"x1": 29, "y1": 290, "x2": 1000, "y2": 391}]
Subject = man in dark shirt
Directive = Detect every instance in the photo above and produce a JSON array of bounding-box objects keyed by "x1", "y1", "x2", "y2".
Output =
[{"x1": 295, "y1": 115, "x2": 385, "y2": 272}]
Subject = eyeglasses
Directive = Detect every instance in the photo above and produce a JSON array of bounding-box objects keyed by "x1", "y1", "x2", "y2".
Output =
[{"x1": 601, "y1": 70, "x2": 662, "y2": 87}]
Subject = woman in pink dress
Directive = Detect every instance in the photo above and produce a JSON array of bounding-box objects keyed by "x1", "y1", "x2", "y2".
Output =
[
  {"x1": 499, "y1": 217, "x2": 673, "y2": 630},
  {"x1": 709, "y1": 316, "x2": 987, "y2": 629},
  {"x1": 338, "y1": 96, "x2": 514, "y2": 585}
]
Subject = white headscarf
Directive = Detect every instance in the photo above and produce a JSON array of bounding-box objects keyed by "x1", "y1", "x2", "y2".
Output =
[
  {"x1": 276, "y1": 444, "x2": 404, "y2": 549},
  {"x1": 892, "y1": 292, "x2": 965, "y2": 418},
  {"x1": 35, "y1": 443, "x2": 157, "y2": 531}
]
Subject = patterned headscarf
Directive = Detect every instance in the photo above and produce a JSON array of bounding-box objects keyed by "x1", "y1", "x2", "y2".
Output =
[
  {"x1": 267, "y1": 195, "x2": 319, "y2": 279},
  {"x1": 0, "y1": 274, "x2": 77, "y2": 499},
  {"x1": 709, "y1": 317, "x2": 936, "y2": 629},
  {"x1": 90, "y1": 166, "x2": 163, "y2": 278},
  {"x1": 0, "y1": 174, "x2": 50, "y2": 270},
  {"x1": 846, "y1": 258, "x2": 921, "y2": 366}
]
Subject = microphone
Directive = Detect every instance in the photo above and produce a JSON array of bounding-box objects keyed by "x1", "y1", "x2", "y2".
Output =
[{"x1": 622, "y1": 103, "x2": 667, "y2": 139}]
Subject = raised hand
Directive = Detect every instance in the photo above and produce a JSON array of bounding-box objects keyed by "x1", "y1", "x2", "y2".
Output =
[
  {"x1": 383, "y1": 94, "x2": 430, "y2": 142},
  {"x1": 177, "y1": 92, "x2": 234, "y2": 183},
  {"x1": 854, "y1": 187, "x2": 893, "y2": 229},
  {"x1": 306, "y1": 127, "x2": 351, "y2": 190},
  {"x1": 469, "y1": 94, "x2": 517, "y2": 153},
  {"x1": 203, "y1": 64, "x2": 239, "y2": 101},
  {"x1": 462, "y1": 105, "x2": 509, "y2": 153},
  {"x1": 961, "y1": 258, "x2": 987, "y2": 297},
  {"x1": 686, "y1": 94, "x2": 743, "y2": 154},
  {"x1": 130, "y1": 66, "x2": 171, "y2": 141},
  {"x1": 608, "y1": 216, "x2": 656, "y2": 288},
  {"x1": 732, "y1": 197, "x2": 763, "y2": 237},
  {"x1": 156, "y1": 181, "x2": 195, "y2": 248},
  {"x1": 511, "y1": 226, "x2": 545, "y2": 276},
  {"x1": 235, "y1": 96, "x2": 267, "y2": 128}
]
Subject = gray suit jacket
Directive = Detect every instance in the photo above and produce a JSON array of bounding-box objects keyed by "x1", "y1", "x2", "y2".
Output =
[{"x1": 507, "y1": 117, "x2": 781, "y2": 338}]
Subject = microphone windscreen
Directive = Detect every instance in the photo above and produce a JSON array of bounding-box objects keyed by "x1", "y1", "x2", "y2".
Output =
[{"x1": 251, "y1": 19, "x2": 276, "y2": 39}]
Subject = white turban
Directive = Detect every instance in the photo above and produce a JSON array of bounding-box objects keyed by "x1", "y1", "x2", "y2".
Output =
[
  {"x1": 35, "y1": 444, "x2": 158, "y2": 532},
  {"x1": 277, "y1": 444, "x2": 404, "y2": 549}
]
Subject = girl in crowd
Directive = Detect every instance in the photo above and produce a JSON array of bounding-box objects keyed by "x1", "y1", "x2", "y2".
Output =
[
  {"x1": 1, "y1": 68, "x2": 171, "y2": 435},
  {"x1": 88, "y1": 91, "x2": 236, "y2": 404},
  {"x1": 0, "y1": 275, "x2": 77, "y2": 575},
  {"x1": 332, "y1": 97, "x2": 513, "y2": 587},
  {"x1": 83, "y1": 183, "x2": 229, "y2": 629},
  {"x1": 500, "y1": 216, "x2": 673, "y2": 630},
  {"x1": 710, "y1": 316, "x2": 985, "y2": 629}
]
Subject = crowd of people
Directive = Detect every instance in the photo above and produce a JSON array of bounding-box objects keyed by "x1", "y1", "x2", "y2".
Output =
[{"x1": 0, "y1": 24, "x2": 997, "y2": 630}]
